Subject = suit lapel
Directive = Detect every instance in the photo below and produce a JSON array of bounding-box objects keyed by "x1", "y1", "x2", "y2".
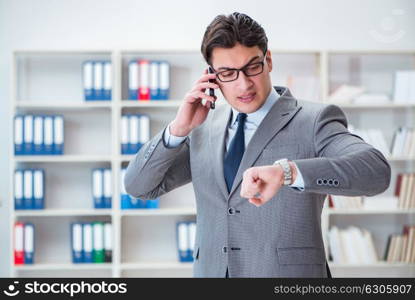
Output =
[
  {"x1": 228, "y1": 87, "x2": 302, "y2": 199},
  {"x1": 209, "y1": 104, "x2": 232, "y2": 200}
]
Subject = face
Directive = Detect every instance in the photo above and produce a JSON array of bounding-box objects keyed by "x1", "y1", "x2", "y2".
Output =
[{"x1": 211, "y1": 43, "x2": 273, "y2": 114}]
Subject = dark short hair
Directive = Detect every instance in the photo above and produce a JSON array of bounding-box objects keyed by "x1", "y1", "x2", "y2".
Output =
[{"x1": 201, "y1": 12, "x2": 268, "y2": 65}]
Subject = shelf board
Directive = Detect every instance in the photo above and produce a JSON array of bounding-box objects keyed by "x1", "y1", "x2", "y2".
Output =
[
  {"x1": 14, "y1": 209, "x2": 113, "y2": 217},
  {"x1": 120, "y1": 155, "x2": 135, "y2": 162},
  {"x1": 14, "y1": 263, "x2": 113, "y2": 271},
  {"x1": 387, "y1": 156, "x2": 415, "y2": 161},
  {"x1": 121, "y1": 261, "x2": 193, "y2": 270},
  {"x1": 329, "y1": 102, "x2": 415, "y2": 108},
  {"x1": 15, "y1": 101, "x2": 112, "y2": 110},
  {"x1": 121, "y1": 100, "x2": 182, "y2": 108},
  {"x1": 325, "y1": 208, "x2": 415, "y2": 215},
  {"x1": 329, "y1": 262, "x2": 415, "y2": 268},
  {"x1": 121, "y1": 207, "x2": 196, "y2": 216},
  {"x1": 14, "y1": 155, "x2": 112, "y2": 163}
]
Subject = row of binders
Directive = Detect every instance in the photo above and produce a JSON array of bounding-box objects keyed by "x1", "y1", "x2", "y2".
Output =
[
  {"x1": 128, "y1": 60, "x2": 170, "y2": 100},
  {"x1": 120, "y1": 168, "x2": 159, "y2": 209},
  {"x1": 176, "y1": 221, "x2": 196, "y2": 262},
  {"x1": 395, "y1": 173, "x2": 415, "y2": 209},
  {"x1": 121, "y1": 114, "x2": 150, "y2": 154},
  {"x1": 92, "y1": 168, "x2": 112, "y2": 209},
  {"x1": 71, "y1": 222, "x2": 112, "y2": 263},
  {"x1": 14, "y1": 169, "x2": 45, "y2": 210},
  {"x1": 328, "y1": 226, "x2": 378, "y2": 264},
  {"x1": 385, "y1": 225, "x2": 415, "y2": 263},
  {"x1": 14, "y1": 115, "x2": 64, "y2": 155},
  {"x1": 14, "y1": 167, "x2": 160, "y2": 210},
  {"x1": 393, "y1": 70, "x2": 415, "y2": 103},
  {"x1": 83, "y1": 60, "x2": 112, "y2": 101},
  {"x1": 14, "y1": 222, "x2": 35, "y2": 264}
]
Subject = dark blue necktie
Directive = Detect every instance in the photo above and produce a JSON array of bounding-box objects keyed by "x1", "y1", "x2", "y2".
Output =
[{"x1": 224, "y1": 113, "x2": 247, "y2": 193}]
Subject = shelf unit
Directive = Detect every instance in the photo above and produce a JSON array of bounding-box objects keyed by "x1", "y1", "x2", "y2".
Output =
[{"x1": 9, "y1": 49, "x2": 415, "y2": 278}]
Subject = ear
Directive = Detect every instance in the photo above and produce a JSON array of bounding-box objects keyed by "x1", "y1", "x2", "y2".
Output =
[{"x1": 266, "y1": 49, "x2": 272, "y2": 72}]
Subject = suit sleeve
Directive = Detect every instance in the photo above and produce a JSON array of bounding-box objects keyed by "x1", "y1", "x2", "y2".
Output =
[
  {"x1": 124, "y1": 127, "x2": 191, "y2": 200},
  {"x1": 293, "y1": 105, "x2": 391, "y2": 196}
]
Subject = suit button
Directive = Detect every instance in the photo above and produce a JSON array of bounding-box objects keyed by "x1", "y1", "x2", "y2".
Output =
[
  {"x1": 317, "y1": 179, "x2": 323, "y2": 185},
  {"x1": 222, "y1": 246, "x2": 228, "y2": 253},
  {"x1": 323, "y1": 179, "x2": 328, "y2": 185},
  {"x1": 333, "y1": 180, "x2": 339, "y2": 186},
  {"x1": 228, "y1": 207, "x2": 235, "y2": 215},
  {"x1": 328, "y1": 179, "x2": 333, "y2": 186}
]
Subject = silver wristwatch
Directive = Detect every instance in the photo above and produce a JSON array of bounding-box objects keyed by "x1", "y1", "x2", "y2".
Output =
[{"x1": 273, "y1": 158, "x2": 292, "y2": 185}]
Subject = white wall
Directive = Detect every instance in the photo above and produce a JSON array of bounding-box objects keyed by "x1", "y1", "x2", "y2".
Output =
[{"x1": 1, "y1": 0, "x2": 414, "y2": 277}]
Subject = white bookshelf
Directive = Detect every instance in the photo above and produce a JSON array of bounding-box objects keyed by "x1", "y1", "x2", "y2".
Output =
[{"x1": 9, "y1": 49, "x2": 415, "y2": 278}]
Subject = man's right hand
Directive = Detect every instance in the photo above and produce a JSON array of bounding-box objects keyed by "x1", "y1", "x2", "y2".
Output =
[{"x1": 170, "y1": 69, "x2": 219, "y2": 137}]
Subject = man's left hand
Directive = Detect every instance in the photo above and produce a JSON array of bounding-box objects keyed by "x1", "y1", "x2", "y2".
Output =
[{"x1": 240, "y1": 162, "x2": 296, "y2": 207}]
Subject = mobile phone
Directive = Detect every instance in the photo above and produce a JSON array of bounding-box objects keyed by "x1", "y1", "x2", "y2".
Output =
[{"x1": 208, "y1": 66, "x2": 216, "y2": 109}]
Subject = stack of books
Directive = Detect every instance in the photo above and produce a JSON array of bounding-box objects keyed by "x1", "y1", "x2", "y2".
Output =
[
  {"x1": 328, "y1": 226, "x2": 378, "y2": 264},
  {"x1": 384, "y1": 225, "x2": 415, "y2": 263}
]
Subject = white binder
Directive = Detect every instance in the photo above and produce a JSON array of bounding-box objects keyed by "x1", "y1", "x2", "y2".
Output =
[
  {"x1": 33, "y1": 116, "x2": 43, "y2": 154},
  {"x1": 43, "y1": 116, "x2": 54, "y2": 154},
  {"x1": 23, "y1": 170, "x2": 33, "y2": 209},
  {"x1": 140, "y1": 115, "x2": 150, "y2": 144},
  {"x1": 33, "y1": 169, "x2": 44, "y2": 209},
  {"x1": 14, "y1": 170, "x2": 24, "y2": 209},
  {"x1": 14, "y1": 115, "x2": 24, "y2": 154},
  {"x1": 92, "y1": 169, "x2": 104, "y2": 208},
  {"x1": 24, "y1": 115, "x2": 34, "y2": 154}
]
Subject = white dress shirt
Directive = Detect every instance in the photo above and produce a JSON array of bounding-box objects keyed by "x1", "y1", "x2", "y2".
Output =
[{"x1": 163, "y1": 87, "x2": 305, "y2": 190}]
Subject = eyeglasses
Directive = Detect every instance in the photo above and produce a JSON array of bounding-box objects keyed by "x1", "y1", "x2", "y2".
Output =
[{"x1": 210, "y1": 54, "x2": 267, "y2": 83}]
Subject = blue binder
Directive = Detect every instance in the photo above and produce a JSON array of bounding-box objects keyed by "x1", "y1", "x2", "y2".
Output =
[
  {"x1": 23, "y1": 115, "x2": 34, "y2": 155},
  {"x1": 145, "y1": 198, "x2": 159, "y2": 209},
  {"x1": 82, "y1": 223, "x2": 93, "y2": 263},
  {"x1": 92, "y1": 169, "x2": 104, "y2": 209},
  {"x1": 103, "y1": 168, "x2": 112, "y2": 209},
  {"x1": 33, "y1": 169, "x2": 45, "y2": 209},
  {"x1": 103, "y1": 61, "x2": 112, "y2": 101},
  {"x1": 93, "y1": 61, "x2": 104, "y2": 100},
  {"x1": 138, "y1": 114, "x2": 150, "y2": 151},
  {"x1": 23, "y1": 169, "x2": 33, "y2": 209},
  {"x1": 129, "y1": 197, "x2": 144, "y2": 209},
  {"x1": 14, "y1": 169, "x2": 24, "y2": 210},
  {"x1": 121, "y1": 115, "x2": 129, "y2": 155},
  {"x1": 159, "y1": 61, "x2": 170, "y2": 100},
  {"x1": 187, "y1": 222, "x2": 196, "y2": 262},
  {"x1": 150, "y1": 61, "x2": 160, "y2": 100},
  {"x1": 129, "y1": 114, "x2": 140, "y2": 154},
  {"x1": 23, "y1": 223, "x2": 35, "y2": 264},
  {"x1": 83, "y1": 61, "x2": 94, "y2": 101},
  {"x1": 43, "y1": 116, "x2": 54, "y2": 155},
  {"x1": 33, "y1": 116, "x2": 44, "y2": 155},
  {"x1": 71, "y1": 223, "x2": 84, "y2": 263},
  {"x1": 128, "y1": 60, "x2": 139, "y2": 100},
  {"x1": 14, "y1": 115, "x2": 24, "y2": 155},
  {"x1": 53, "y1": 115, "x2": 64, "y2": 155},
  {"x1": 120, "y1": 168, "x2": 132, "y2": 209},
  {"x1": 177, "y1": 222, "x2": 192, "y2": 262}
]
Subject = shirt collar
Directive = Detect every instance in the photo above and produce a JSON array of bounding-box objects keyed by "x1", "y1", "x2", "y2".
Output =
[{"x1": 230, "y1": 87, "x2": 280, "y2": 127}]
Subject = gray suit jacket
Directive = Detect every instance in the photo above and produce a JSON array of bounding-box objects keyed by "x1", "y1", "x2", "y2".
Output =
[{"x1": 124, "y1": 86, "x2": 391, "y2": 278}]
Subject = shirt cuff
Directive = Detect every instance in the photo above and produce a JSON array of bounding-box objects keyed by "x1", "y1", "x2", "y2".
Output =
[
  {"x1": 163, "y1": 122, "x2": 187, "y2": 148},
  {"x1": 289, "y1": 162, "x2": 305, "y2": 191}
]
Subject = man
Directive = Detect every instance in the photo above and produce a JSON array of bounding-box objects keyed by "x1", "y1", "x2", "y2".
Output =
[{"x1": 125, "y1": 12, "x2": 391, "y2": 278}]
